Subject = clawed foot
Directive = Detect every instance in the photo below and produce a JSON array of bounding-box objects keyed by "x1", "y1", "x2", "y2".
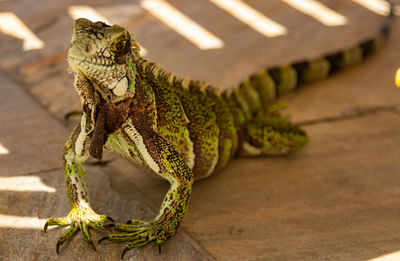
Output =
[
  {"x1": 45, "y1": 210, "x2": 177, "y2": 259},
  {"x1": 98, "y1": 219, "x2": 176, "y2": 259},
  {"x1": 44, "y1": 207, "x2": 114, "y2": 254}
]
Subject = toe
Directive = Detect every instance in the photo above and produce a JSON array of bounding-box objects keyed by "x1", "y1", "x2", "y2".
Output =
[
  {"x1": 56, "y1": 224, "x2": 78, "y2": 254},
  {"x1": 114, "y1": 222, "x2": 146, "y2": 232},
  {"x1": 103, "y1": 231, "x2": 145, "y2": 242},
  {"x1": 46, "y1": 217, "x2": 70, "y2": 228},
  {"x1": 120, "y1": 238, "x2": 149, "y2": 259},
  {"x1": 78, "y1": 221, "x2": 92, "y2": 243}
]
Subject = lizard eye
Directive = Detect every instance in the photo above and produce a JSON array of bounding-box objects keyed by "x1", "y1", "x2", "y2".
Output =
[
  {"x1": 111, "y1": 37, "x2": 130, "y2": 57},
  {"x1": 115, "y1": 39, "x2": 125, "y2": 51}
]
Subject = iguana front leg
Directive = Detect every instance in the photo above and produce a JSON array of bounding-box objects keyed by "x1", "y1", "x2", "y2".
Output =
[
  {"x1": 44, "y1": 112, "x2": 112, "y2": 253},
  {"x1": 99, "y1": 118, "x2": 194, "y2": 258}
]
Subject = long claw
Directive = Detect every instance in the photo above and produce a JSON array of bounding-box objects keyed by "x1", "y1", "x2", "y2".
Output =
[
  {"x1": 158, "y1": 245, "x2": 162, "y2": 255},
  {"x1": 89, "y1": 240, "x2": 97, "y2": 252},
  {"x1": 104, "y1": 224, "x2": 115, "y2": 229},
  {"x1": 104, "y1": 224, "x2": 114, "y2": 231},
  {"x1": 121, "y1": 247, "x2": 129, "y2": 260},
  {"x1": 56, "y1": 241, "x2": 63, "y2": 255},
  {"x1": 107, "y1": 216, "x2": 115, "y2": 222},
  {"x1": 98, "y1": 236, "x2": 109, "y2": 244},
  {"x1": 126, "y1": 220, "x2": 132, "y2": 224},
  {"x1": 44, "y1": 222, "x2": 49, "y2": 233}
]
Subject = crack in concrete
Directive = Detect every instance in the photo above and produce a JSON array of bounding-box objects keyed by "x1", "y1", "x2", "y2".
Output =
[
  {"x1": 296, "y1": 104, "x2": 400, "y2": 126},
  {"x1": 14, "y1": 167, "x2": 63, "y2": 177}
]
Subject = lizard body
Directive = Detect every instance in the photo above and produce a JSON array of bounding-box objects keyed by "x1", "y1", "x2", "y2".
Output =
[{"x1": 44, "y1": 15, "x2": 391, "y2": 258}]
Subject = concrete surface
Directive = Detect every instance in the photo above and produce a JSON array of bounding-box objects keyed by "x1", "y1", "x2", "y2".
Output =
[
  {"x1": 1, "y1": 1, "x2": 400, "y2": 261},
  {"x1": 0, "y1": 72, "x2": 214, "y2": 261}
]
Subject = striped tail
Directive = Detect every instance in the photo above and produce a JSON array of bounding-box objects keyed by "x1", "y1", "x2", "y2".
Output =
[{"x1": 225, "y1": 11, "x2": 393, "y2": 122}]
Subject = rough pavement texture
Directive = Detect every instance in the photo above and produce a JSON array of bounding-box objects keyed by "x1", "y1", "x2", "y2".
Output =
[
  {"x1": 0, "y1": 72, "x2": 214, "y2": 261},
  {"x1": 1, "y1": 1, "x2": 400, "y2": 261}
]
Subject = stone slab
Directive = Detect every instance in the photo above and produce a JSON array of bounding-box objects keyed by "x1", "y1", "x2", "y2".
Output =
[
  {"x1": 0, "y1": 71, "x2": 67, "y2": 176},
  {"x1": 0, "y1": 166, "x2": 214, "y2": 261},
  {"x1": 2, "y1": 1, "x2": 400, "y2": 260},
  {"x1": 0, "y1": 70, "x2": 213, "y2": 260},
  {"x1": 111, "y1": 111, "x2": 400, "y2": 261}
]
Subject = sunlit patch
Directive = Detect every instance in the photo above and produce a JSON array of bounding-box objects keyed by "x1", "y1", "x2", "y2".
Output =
[
  {"x1": 140, "y1": 0, "x2": 224, "y2": 49},
  {"x1": 351, "y1": 0, "x2": 391, "y2": 16},
  {"x1": 68, "y1": 5, "x2": 112, "y2": 24},
  {"x1": 281, "y1": 0, "x2": 348, "y2": 26},
  {"x1": 67, "y1": 5, "x2": 148, "y2": 56},
  {"x1": 0, "y1": 214, "x2": 49, "y2": 229},
  {"x1": 0, "y1": 12, "x2": 45, "y2": 51},
  {"x1": 0, "y1": 142, "x2": 9, "y2": 155},
  {"x1": 367, "y1": 250, "x2": 400, "y2": 261},
  {"x1": 209, "y1": 0, "x2": 287, "y2": 37},
  {"x1": 395, "y1": 68, "x2": 400, "y2": 87},
  {"x1": 0, "y1": 176, "x2": 56, "y2": 192}
]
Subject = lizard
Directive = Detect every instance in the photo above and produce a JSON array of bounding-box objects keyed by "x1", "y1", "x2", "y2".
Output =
[{"x1": 44, "y1": 13, "x2": 392, "y2": 259}]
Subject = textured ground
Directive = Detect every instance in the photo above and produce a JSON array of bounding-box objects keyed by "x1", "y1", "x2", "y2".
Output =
[{"x1": 1, "y1": 0, "x2": 400, "y2": 260}]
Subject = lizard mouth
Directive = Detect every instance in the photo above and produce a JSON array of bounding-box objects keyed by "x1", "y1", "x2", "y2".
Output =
[
  {"x1": 68, "y1": 47, "x2": 114, "y2": 74},
  {"x1": 67, "y1": 46, "x2": 117, "y2": 92},
  {"x1": 68, "y1": 38, "x2": 116, "y2": 72},
  {"x1": 67, "y1": 46, "x2": 87, "y2": 74},
  {"x1": 71, "y1": 61, "x2": 128, "y2": 105}
]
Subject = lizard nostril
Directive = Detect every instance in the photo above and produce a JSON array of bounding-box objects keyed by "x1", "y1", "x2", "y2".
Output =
[{"x1": 85, "y1": 44, "x2": 90, "y2": 53}]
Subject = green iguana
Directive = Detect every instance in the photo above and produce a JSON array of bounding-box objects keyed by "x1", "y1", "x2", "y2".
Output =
[{"x1": 44, "y1": 13, "x2": 392, "y2": 258}]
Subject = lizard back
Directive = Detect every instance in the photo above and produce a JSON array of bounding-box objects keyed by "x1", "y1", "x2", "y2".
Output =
[{"x1": 132, "y1": 15, "x2": 391, "y2": 180}]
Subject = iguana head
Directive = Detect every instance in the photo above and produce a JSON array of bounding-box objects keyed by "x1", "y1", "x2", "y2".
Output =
[{"x1": 68, "y1": 18, "x2": 140, "y2": 104}]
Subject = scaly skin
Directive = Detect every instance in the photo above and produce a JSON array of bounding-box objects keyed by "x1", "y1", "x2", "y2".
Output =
[
  {"x1": 44, "y1": 115, "x2": 112, "y2": 253},
  {"x1": 44, "y1": 15, "x2": 391, "y2": 258}
]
